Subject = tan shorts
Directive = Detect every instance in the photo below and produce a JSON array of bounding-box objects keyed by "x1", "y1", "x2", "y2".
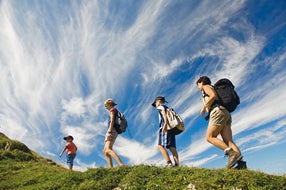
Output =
[
  {"x1": 104, "y1": 128, "x2": 118, "y2": 143},
  {"x1": 209, "y1": 106, "x2": 232, "y2": 127}
]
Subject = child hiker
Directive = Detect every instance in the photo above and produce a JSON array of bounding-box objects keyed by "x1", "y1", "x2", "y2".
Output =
[{"x1": 59, "y1": 135, "x2": 77, "y2": 171}]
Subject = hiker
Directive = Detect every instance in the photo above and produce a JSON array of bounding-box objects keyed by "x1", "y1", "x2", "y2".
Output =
[
  {"x1": 59, "y1": 135, "x2": 77, "y2": 171},
  {"x1": 152, "y1": 96, "x2": 179, "y2": 167},
  {"x1": 196, "y1": 76, "x2": 245, "y2": 169},
  {"x1": 103, "y1": 99, "x2": 125, "y2": 168}
]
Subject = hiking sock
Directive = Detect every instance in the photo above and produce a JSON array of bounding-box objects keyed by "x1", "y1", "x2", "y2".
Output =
[{"x1": 224, "y1": 147, "x2": 231, "y2": 155}]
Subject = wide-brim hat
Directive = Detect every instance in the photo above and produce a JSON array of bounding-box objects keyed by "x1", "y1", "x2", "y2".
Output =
[
  {"x1": 104, "y1": 99, "x2": 117, "y2": 106},
  {"x1": 152, "y1": 96, "x2": 168, "y2": 107},
  {"x1": 63, "y1": 135, "x2": 74, "y2": 140}
]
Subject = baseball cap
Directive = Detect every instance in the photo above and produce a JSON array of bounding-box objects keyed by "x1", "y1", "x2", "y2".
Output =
[
  {"x1": 152, "y1": 96, "x2": 168, "y2": 107},
  {"x1": 63, "y1": 135, "x2": 74, "y2": 140}
]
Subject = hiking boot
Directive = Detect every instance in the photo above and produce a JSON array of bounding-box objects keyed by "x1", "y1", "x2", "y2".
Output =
[
  {"x1": 234, "y1": 160, "x2": 247, "y2": 170},
  {"x1": 225, "y1": 148, "x2": 243, "y2": 169},
  {"x1": 166, "y1": 163, "x2": 173, "y2": 168}
]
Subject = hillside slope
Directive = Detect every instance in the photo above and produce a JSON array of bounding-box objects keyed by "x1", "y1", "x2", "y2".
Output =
[{"x1": 0, "y1": 132, "x2": 286, "y2": 189}]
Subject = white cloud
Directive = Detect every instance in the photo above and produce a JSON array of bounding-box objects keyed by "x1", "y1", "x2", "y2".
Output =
[
  {"x1": 62, "y1": 97, "x2": 86, "y2": 117},
  {"x1": 116, "y1": 137, "x2": 158, "y2": 165},
  {"x1": 183, "y1": 154, "x2": 218, "y2": 168},
  {"x1": 0, "y1": 116, "x2": 28, "y2": 141}
]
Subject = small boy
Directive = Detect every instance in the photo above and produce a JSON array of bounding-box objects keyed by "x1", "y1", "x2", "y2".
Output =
[{"x1": 59, "y1": 135, "x2": 77, "y2": 171}]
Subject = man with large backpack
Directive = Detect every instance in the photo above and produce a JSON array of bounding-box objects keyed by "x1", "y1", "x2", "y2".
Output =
[{"x1": 196, "y1": 76, "x2": 246, "y2": 169}]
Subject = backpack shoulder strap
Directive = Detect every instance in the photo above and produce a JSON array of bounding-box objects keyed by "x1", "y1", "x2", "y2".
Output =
[
  {"x1": 201, "y1": 85, "x2": 215, "y2": 97},
  {"x1": 157, "y1": 105, "x2": 167, "y2": 127},
  {"x1": 110, "y1": 107, "x2": 118, "y2": 113},
  {"x1": 110, "y1": 108, "x2": 119, "y2": 120}
]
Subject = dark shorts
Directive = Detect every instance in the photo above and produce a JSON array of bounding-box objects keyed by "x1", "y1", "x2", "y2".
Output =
[
  {"x1": 67, "y1": 154, "x2": 76, "y2": 166},
  {"x1": 158, "y1": 128, "x2": 176, "y2": 149}
]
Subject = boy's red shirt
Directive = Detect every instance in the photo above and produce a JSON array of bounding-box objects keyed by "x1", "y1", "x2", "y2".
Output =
[{"x1": 65, "y1": 141, "x2": 77, "y2": 155}]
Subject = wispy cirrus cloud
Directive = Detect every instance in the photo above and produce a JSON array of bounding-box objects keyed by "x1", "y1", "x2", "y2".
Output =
[{"x1": 1, "y1": 0, "x2": 286, "y2": 174}]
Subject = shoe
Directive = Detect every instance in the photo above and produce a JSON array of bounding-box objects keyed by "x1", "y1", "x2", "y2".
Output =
[
  {"x1": 225, "y1": 148, "x2": 243, "y2": 168},
  {"x1": 166, "y1": 161, "x2": 173, "y2": 168},
  {"x1": 234, "y1": 160, "x2": 247, "y2": 170},
  {"x1": 174, "y1": 163, "x2": 179, "y2": 167}
]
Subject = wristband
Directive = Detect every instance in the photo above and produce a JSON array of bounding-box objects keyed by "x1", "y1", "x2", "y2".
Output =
[{"x1": 107, "y1": 131, "x2": 112, "y2": 133}]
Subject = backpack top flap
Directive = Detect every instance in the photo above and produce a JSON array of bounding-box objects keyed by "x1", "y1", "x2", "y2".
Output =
[{"x1": 214, "y1": 78, "x2": 235, "y2": 88}]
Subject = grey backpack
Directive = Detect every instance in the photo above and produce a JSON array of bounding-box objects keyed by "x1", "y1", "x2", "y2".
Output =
[{"x1": 114, "y1": 110, "x2": 128, "y2": 134}]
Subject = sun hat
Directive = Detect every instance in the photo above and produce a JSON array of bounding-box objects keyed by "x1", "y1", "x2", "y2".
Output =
[{"x1": 104, "y1": 99, "x2": 117, "y2": 106}]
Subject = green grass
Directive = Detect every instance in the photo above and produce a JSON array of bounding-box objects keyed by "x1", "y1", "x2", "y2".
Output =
[{"x1": 1, "y1": 132, "x2": 286, "y2": 190}]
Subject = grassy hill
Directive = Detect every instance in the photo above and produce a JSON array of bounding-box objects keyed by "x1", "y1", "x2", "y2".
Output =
[{"x1": 0, "y1": 132, "x2": 286, "y2": 190}]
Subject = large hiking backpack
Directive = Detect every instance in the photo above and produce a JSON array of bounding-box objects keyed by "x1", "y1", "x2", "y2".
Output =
[
  {"x1": 214, "y1": 78, "x2": 240, "y2": 112},
  {"x1": 165, "y1": 108, "x2": 185, "y2": 135},
  {"x1": 114, "y1": 110, "x2": 128, "y2": 134}
]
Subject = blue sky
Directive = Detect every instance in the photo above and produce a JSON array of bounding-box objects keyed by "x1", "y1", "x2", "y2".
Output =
[{"x1": 0, "y1": 0, "x2": 286, "y2": 175}]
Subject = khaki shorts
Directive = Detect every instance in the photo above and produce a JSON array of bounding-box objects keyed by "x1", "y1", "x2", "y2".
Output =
[
  {"x1": 104, "y1": 128, "x2": 118, "y2": 143},
  {"x1": 209, "y1": 106, "x2": 232, "y2": 127}
]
